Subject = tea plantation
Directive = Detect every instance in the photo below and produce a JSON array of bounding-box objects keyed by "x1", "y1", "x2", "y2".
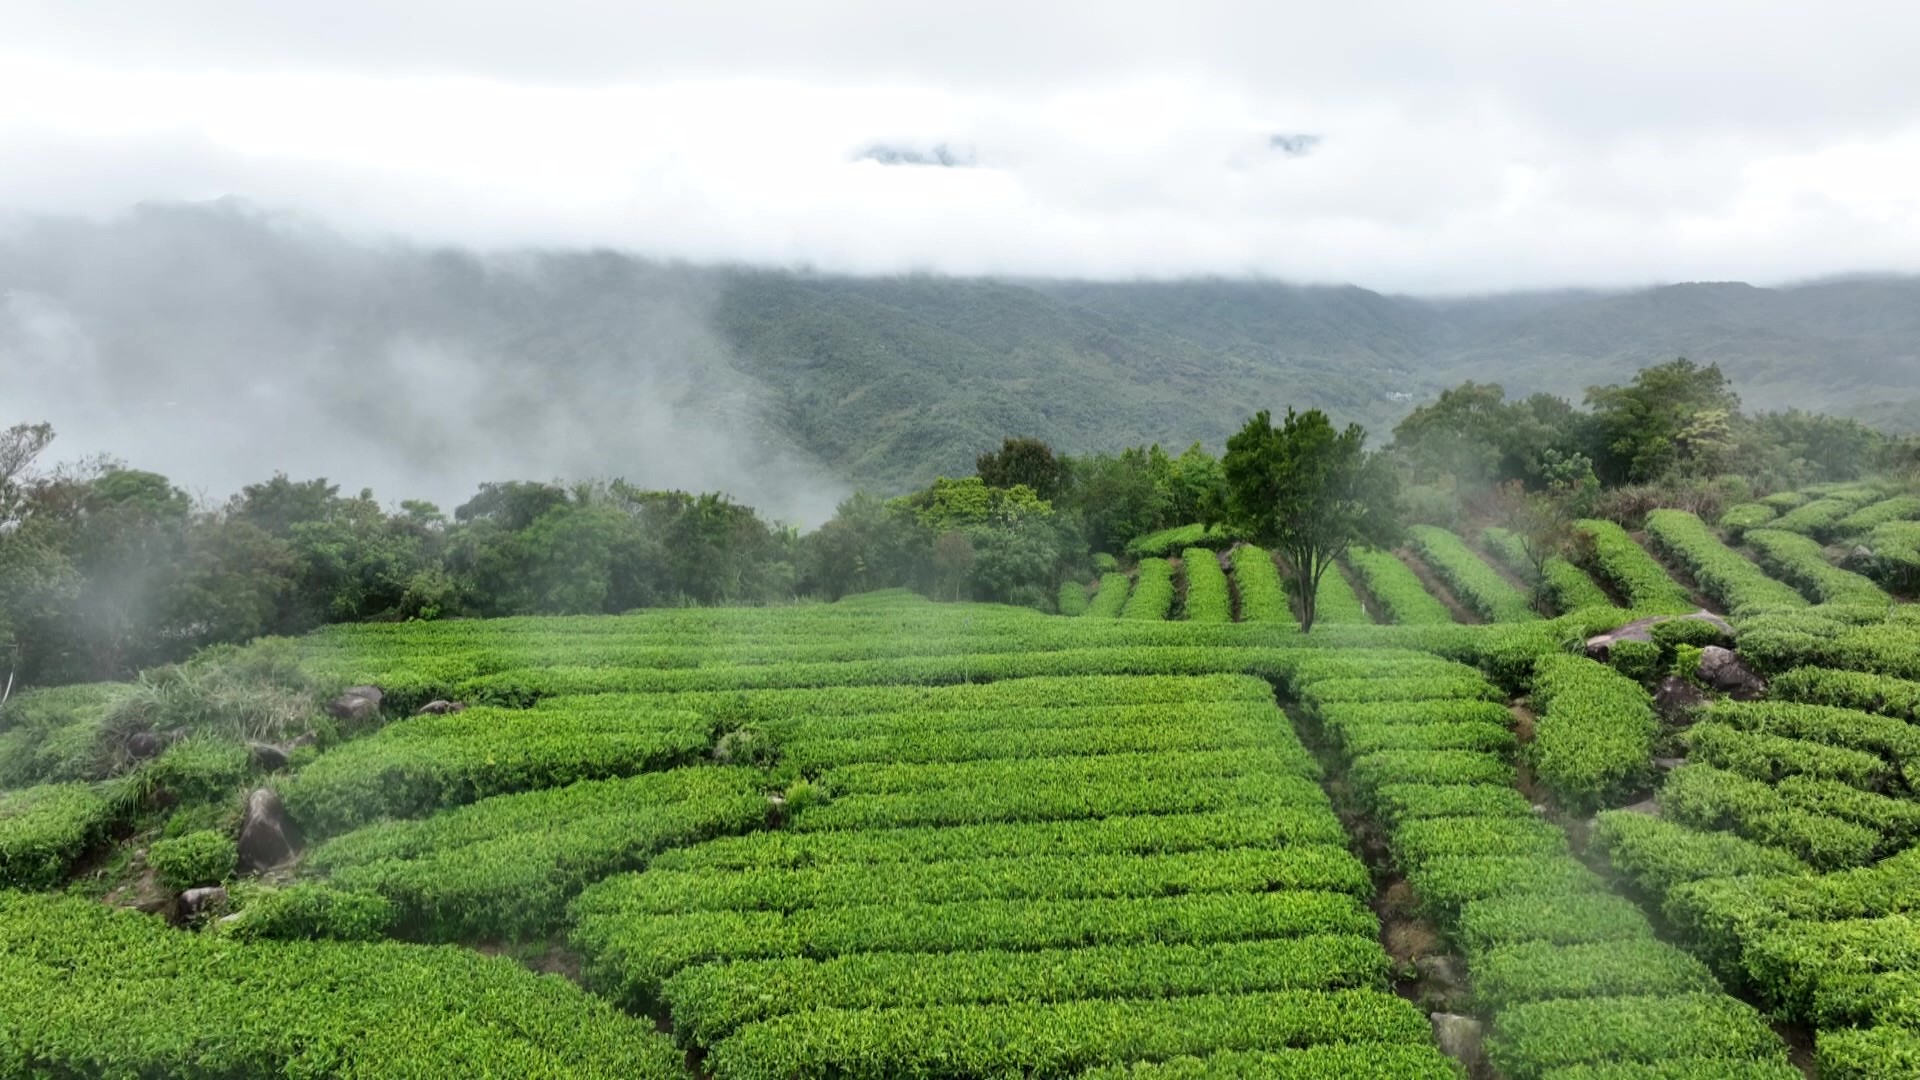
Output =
[{"x1": 4, "y1": 492, "x2": 1920, "y2": 1077}]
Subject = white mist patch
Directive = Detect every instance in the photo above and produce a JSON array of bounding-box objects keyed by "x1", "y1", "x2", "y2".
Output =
[{"x1": 0, "y1": 208, "x2": 848, "y2": 524}]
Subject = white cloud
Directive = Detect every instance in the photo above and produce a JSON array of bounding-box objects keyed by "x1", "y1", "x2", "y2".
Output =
[{"x1": 2, "y1": 2, "x2": 1920, "y2": 291}]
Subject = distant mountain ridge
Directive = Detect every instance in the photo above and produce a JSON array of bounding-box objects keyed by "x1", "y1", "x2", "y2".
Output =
[{"x1": 2, "y1": 204, "x2": 1915, "y2": 510}]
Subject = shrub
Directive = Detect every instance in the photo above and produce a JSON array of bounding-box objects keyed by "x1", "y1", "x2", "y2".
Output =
[
  {"x1": 220, "y1": 882, "x2": 396, "y2": 941},
  {"x1": 1835, "y1": 494, "x2": 1920, "y2": 536},
  {"x1": 661, "y1": 935, "x2": 1391, "y2": 1047},
  {"x1": 1607, "y1": 639, "x2": 1662, "y2": 682},
  {"x1": 1455, "y1": 892, "x2": 1655, "y2": 958},
  {"x1": 147, "y1": 829, "x2": 238, "y2": 892},
  {"x1": 1770, "y1": 665, "x2": 1920, "y2": 721},
  {"x1": 1345, "y1": 547, "x2": 1454, "y2": 625},
  {"x1": 1658, "y1": 765, "x2": 1879, "y2": 870},
  {"x1": 1488, "y1": 993, "x2": 1786, "y2": 1079},
  {"x1": 281, "y1": 704, "x2": 716, "y2": 836},
  {"x1": 1472, "y1": 939, "x2": 1720, "y2": 1013},
  {"x1": 1642, "y1": 509, "x2": 1806, "y2": 614},
  {"x1": 1685, "y1": 723, "x2": 1891, "y2": 790},
  {"x1": 0, "y1": 891, "x2": 685, "y2": 1077},
  {"x1": 1408, "y1": 525, "x2": 1538, "y2": 622},
  {"x1": 0, "y1": 782, "x2": 125, "y2": 890},
  {"x1": 1817, "y1": 1024, "x2": 1920, "y2": 1079},
  {"x1": 1746, "y1": 527, "x2": 1890, "y2": 606},
  {"x1": 1180, "y1": 549, "x2": 1232, "y2": 622},
  {"x1": 1120, "y1": 559, "x2": 1175, "y2": 620},
  {"x1": 1071, "y1": 1044, "x2": 1463, "y2": 1079},
  {"x1": 1527, "y1": 654, "x2": 1657, "y2": 813},
  {"x1": 1649, "y1": 617, "x2": 1729, "y2": 652},
  {"x1": 1126, "y1": 522, "x2": 1240, "y2": 559},
  {"x1": 702, "y1": 989, "x2": 1430, "y2": 1080},
  {"x1": 1592, "y1": 811, "x2": 1805, "y2": 896},
  {"x1": 1310, "y1": 564, "x2": 1370, "y2": 626},
  {"x1": 1716, "y1": 501, "x2": 1778, "y2": 539},
  {"x1": 1229, "y1": 546, "x2": 1291, "y2": 622},
  {"x1": 1866, "y1": 520, "x2": 1920, "y2": 593},
  {"x1": 1086, "y1": 572, "x2": 1132, "y2": 617},
  {"x1": 1370, "y1": 783, "x2": 1533, "y2": 827},
  {"x1": 146, "y1": 736, "x2": 252, "y2": 806},
  {"x1": 1576, "y1": 520, "x2": 1695, "y2": 613},
  {"x1": 1056, "y1": 579, "x2": 1091, "y2": 616}
]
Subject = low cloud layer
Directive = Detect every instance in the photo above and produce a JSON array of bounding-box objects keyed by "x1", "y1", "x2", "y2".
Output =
[
  {"x1": 0, "y1": 210, "x2": 849, "y2": 523},
  {"x1": 3, "y1": 2, "x2": 1919, "y2": 293}
]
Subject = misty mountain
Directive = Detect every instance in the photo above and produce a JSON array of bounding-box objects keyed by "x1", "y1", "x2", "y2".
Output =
[{"x1": 3, "y1": 204, "x2": 1916, "y2": 521}]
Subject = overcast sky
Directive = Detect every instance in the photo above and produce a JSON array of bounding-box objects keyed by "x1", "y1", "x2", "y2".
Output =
[{"x1": 4, "y1": 0, "x2": 1920, "y2": 292}]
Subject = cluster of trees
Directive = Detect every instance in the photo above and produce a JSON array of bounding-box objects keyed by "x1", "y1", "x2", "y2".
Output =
[
  {"x1": 0, "y1": 427, "x2": 803, "y2": 686},
  {"x1": 1391, "y1": 360, "x2": 1898, "y2": 512},
  {"x1": 6, "y1": 358, "x2": 1913, "y2": 687}
]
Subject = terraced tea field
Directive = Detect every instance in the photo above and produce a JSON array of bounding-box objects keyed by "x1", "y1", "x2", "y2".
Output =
[{"x1": 5, "y1": 486, "x2": 1920, "y2": 1077}]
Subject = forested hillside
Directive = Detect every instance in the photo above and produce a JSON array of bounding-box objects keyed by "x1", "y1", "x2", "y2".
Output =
[{"x1": 5, "y1": 204, "x2": 1918, "y2": 505}]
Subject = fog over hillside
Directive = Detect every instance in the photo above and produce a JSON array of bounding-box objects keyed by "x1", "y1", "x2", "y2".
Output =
[{"x1": 4, "y1": 203, "x2": 1918, "y2": 517}]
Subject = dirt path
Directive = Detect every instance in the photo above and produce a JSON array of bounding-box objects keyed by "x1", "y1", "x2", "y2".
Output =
[{"x1": 1396, "y1": 548, "x2": 1483, "y2": 625}]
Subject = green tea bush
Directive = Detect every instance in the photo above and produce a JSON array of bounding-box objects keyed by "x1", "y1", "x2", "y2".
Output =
[
  {"x1": 0, "y1": 782, "x2": 124, "y2": 889},
  {"x1": 1770, "y1": 665, "x2": 1920, "y2": 720},
  {"x1": 1649, "y1": 617, "x2": 1729, "y2": 652},
  {"x1": 1071, "y1": 1044, "x2": 1463, "y2": 1079},
  {"x1": 1772, "y1": 494, "x2": 1875, "y2": 540},
  {"x1": 1528, "y1": 654, "x2": 1657, "y2": 812},
  {"x1": 1716, "y1": 501, "x2": 1778, "y2": 539},
  {"x1": 1455, "y1": 892, "x2": 1655, "y2": 958},
  {"x1": 1745, "y1": 527, "x2": 1890, "y2": 606},
  {"x1": 1057, "y1": 579, "x2": 1091, "y2": 616},
  {"x1": 1370, "y1": 783, "x2": 1534, "y2": 827},
  {"x1": 1404, "y1": 855, "x2": 1606, "y2": 924},
  {"x1": 1229, "y1": 546, "x2": 1291, "y2": 622},
  {"x1": 1818, "y1": 1025, "x2": 1920, "y2": 1080},
  {"x1": 1835, "y1": 494, "x2": 1920, "y2": 536},
  {"x1": 147, "y1": 829, "x2": 238, "y2": 891},
  {"x1": 1686, "y1": 724, "x2": 1892, "y2": 790},
  {"x1": 146, "y1": 736, "x2": 252, "y2": 805},
  {"x1": 1577, "y1": 520, "x2": 1696, "y2": 613},
  {"x1": 1345, "y1": 547, "x2": 1454, "y2": 625},
  {"x1": 1126, "y1": 522, "x2": 1239, "y2": 558},
  {"x1": 1866, "y1": 520, "x2": 1920, "y2": 593},
  {"x1": 310, "y1": 766, "x2": 768, "y2": 940},
  {"x1": 1391, "y1": 815, "x2": 1567, "y2": 867},
  {"x1": 1488, "y1": 993, "x2": 1786, "y2": 1079},
  {"x1": 220, "y1": 881, "x2": 396, "y2": 941},
  {"x1": 1121, "y1": 559, "x2": 1176, "y2": 619},
  {"x1": 654, "y1": 809, "x2": 1348, "y2": 872},
  {"x1": 571, "y1": 889, "x2": 1379, "y2": 1006},
  {"x1": 1472, "y1": 939, "x2": 1721, "y2": 1013},
  {"x1": 1761, "y1": 490, "x2": 1813, "y2": 511},
  {"x1": 1643, "y1": 509, "x2": 1806, "y2": 613},
  {"x1": 1309, "y1": 563, "x2": 1370, "y2": 625},
  {"x1": 662, "y1": 935, "x2": 1390, "y2": 1047},
  {"x1": 1658, "y1": 765, "x2": 1880, "y2": 870},
  {"x1": 595, "y1": 846, "x2": 1372, "y2": 917},
  {"x1": 0, "y1": 891, "x2": 685, "y2": 1078},
  {"x1": 1409, "y1": 525, "x2": 1538, "y2": 622},
  {"x1": 1592, "y1": 812, "x2": 1805, "y2": 896},
  {"x1": 702, "y1": 989, "x2": 1430, "y2": 1080},
  {"x1": 280, "y1": 705, "x2": 716, "y2": 836},
  {"x1": 1087, "y1": 572, "x2": 1132, "y2": 617},
  {"x1": 1699, "y1": 699, "x2": 1920, "y2": 765},
  {"x1": 1607, "y1": 639, "x2": 1662, "y2": 682},
  {"x1": 1180, "y1": 548, "x2": 1232, "y2": 622}
]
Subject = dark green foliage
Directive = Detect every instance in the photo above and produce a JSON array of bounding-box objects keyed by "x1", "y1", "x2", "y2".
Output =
[
  {"x1": 1472, "y1": 939, "x2": 1721, "y2": 1013},
  {"x1": 1219, "y1": 408, "x2": 1400, "y2": 633}
]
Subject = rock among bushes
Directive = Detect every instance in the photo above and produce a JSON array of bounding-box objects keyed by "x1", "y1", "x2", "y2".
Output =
[
  {"x1": 324, "y1": 686, "x2": 384, "y2": 726},
  {"x1": 237, "y1": 788, "x2": 298, "y2": 872},
  {"x1": 1697, "y1": 646, "x2": 1766, "y2": 699}
]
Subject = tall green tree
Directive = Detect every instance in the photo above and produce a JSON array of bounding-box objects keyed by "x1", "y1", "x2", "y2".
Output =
[
  {"x1": 1585, "y1": 359, "x2": 1741, "y2": 483},
  {"x1": 1221, "y1": 408, "x2": 1400, "y2": 632},
  {"x1": 975, "y1": 438, "x2": 1064, "y2": 502}
]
